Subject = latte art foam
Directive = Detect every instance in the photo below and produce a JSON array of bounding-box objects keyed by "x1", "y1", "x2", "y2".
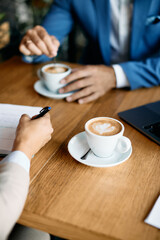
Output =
[
  {"x1": 93, "y1": 123, "x2": 115, "y2": 134},
  {"x1": 45, "y1": 66, "x2": 68, "y2": 74},
  {"x1": 88, "y1": 119, "x2": 122, "y2": 136}
]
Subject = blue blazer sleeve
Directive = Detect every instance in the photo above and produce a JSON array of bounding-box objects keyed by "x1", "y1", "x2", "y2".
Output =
[
  {"x1": 23, "y1": 0, "x2": 74, "y2": 63},
  {"x1": 42, "y1": 0, "x2": 74, "y2": 42},
  {"x1": 120, "y1": 57, "x2": 160, "y2": 89}
]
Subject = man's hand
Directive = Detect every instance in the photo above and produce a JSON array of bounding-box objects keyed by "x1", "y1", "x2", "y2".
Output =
[
  {"x1": 12, "y1": 113, "x2": 53, "y2": 160},
  {"x1": 19, "y1": 25, "x2": 60, "y2": 58},
  {"x1": 59, "y1": 65, "x2": 116, "y2": 104}
]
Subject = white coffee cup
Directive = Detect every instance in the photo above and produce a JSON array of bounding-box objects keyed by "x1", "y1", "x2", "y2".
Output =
[
  {"x1": 85, "y1": 117, "x2": 131, "y2": 158},
  {"x1": 38, "y1": 63, "x2": 71, "y2": 93}
]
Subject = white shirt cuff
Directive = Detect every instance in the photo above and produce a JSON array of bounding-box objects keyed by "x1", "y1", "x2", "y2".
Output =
[
  {"x1": 112, "y1": 64, "x2": 130, "y2": 88},
  {"x1": 0, "y1": 151, "x2": 30, "y2": 173}
]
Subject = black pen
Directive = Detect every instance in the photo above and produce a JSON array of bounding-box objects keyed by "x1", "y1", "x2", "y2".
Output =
[{"x1": 32, "y1": 106, "x2": 51, "y2": 119}]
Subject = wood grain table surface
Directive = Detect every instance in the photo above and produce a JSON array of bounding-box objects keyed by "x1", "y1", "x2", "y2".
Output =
[{"x1": 0, "y1": 56, "x2": 160, "y2": 240}]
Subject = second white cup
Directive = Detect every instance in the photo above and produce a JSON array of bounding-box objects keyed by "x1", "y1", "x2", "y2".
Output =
[{"x1": 85, "y1": 117, "x2": 131, "y2": 158}]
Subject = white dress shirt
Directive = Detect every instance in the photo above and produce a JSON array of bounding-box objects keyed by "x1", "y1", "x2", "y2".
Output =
[
  {"x1": 0, "y1": 151, "x2": 30, "y2": 173},
  {"x1": 110, "y1": 0, "x2": 133, "y2": 87}
]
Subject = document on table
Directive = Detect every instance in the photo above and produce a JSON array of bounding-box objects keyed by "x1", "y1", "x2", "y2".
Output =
[
  {"x1": 0, "y1": 104, "x2": 42, "y2": 155},
  {"x1": 145, "y1": 195, "x2": 160, "y2": 229}
]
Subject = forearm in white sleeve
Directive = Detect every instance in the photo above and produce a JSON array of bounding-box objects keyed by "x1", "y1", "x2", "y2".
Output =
[
  {"x1": 0, "y1": 151, "x2": 30, "y2": 173},
  {"x1": 0, "y1": 152, "x2": 30, "y2": 240},
  {"x1": 112, "y1": 64, "x2": 130, "y2": 88}
]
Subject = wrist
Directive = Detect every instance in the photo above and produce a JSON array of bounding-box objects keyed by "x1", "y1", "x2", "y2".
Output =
[
  {"x1": 109, "y1": 66, "x2": 116, "y2": 88},
  {"x1": 101, "y1": 65, "x2": 116, "y2": 88},
  {"x1": 12, "y1": 141, "x2": 32, "y2": 161}
]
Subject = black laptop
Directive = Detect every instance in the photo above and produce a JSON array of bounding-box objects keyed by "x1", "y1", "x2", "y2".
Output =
[{"x1": 118, "y1": 101, "x2": 160, "y2": 145}]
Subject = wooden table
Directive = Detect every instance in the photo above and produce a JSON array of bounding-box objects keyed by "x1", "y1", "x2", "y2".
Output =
[{"x1": 0, "y1": 56, "x2": 160, "y2": 240}]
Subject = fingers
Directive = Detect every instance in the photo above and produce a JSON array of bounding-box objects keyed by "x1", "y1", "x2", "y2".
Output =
[
  {"x1": 19, "y1": 41, "x2": 32, "y2": 55},
  {"x1": 60, "y1": 67, "x2": 91, "y2": 84},
  {"x1": 36, "y1": 26, "x2": 59, "y2": 56},
  {"x1": 32, "y1": 113, "x2": 53, "y2": 135},
  {"x1": 40, "y1": 113, "x2": 54, "y2": 134},
  {"x1": 58, "y1": 66, "x2": 100, "y2": 103},
  {"x1": 19, "y1": 25, "x2": 60, "y2": 57},
  {"x1": 50, "y1": 36, "x2": 60, "y2": 55},
  {"x1": 20, "y1": 114, "x2": 31, "y2": 122},
  {"x1": 27, "y1": 30, "x2": 50, "y2": 56},
  {"x1": 20, "y1": 36, "x2": 42, "y2": 55},
  {"x1": 66, "y1": 88, "x2": 99, "y2": 104},
  {"x1": 79, "y1": 93, "x2": 99, "y2": 104},
  {"x1": 36, "y1": 113, "x2": 52, "y2": 125},
  {"x1": 41, "y1": 112, "x2": 50, "y2": 119},
  {"x1": 59, "y1": 78, "x2": 92, "y2": 94},
  {"x1": 66, "y1": 86, "x2": 95, "y2": 102}
]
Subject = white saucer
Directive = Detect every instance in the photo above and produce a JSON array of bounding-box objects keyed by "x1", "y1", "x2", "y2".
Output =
[
  {"x1": 34, "y1": 80, "x2": 72, "y2": 99},
  {"x1": 68, "y1": 132, "x2": 132, "y2": 167}
]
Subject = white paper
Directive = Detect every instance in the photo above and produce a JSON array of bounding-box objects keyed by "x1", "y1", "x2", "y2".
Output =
[
  {"x1": 144, "y1": 195, "x2": 160, "y2": 229},
  {"x1": 0, "y1": 104, "x2": 42, "y2": 154}
]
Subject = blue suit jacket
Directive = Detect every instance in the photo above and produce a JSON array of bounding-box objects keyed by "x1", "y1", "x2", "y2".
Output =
[{"x1": 30, "y1": 0, "x2": 160, "y2": 90}]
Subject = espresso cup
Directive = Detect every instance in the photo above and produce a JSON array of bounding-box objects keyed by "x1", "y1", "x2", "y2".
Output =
[
  {"x1": 38, "y1": 63, "x2": 71, "y2": 93},
  {"x1": 85, "y1": 117, "x2": 131, "y2": 158}
]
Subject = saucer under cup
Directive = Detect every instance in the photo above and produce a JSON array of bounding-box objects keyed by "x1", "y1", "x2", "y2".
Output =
[
  {"x1": 68, "y1": 132, "x2": 132, "y2": 167},
  {"x1": 34, "y1": 80, "x2": 72, "y2": 99}
]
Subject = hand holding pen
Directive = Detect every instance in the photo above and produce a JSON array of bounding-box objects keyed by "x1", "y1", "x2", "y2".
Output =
[{"x1": 12, "y1": 106, "x2": 53, "y2": 159}]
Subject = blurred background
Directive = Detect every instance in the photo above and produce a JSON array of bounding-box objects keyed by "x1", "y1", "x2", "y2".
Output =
[{"x1": 0, "y1": 0, "x2": 87, "y2": 63}]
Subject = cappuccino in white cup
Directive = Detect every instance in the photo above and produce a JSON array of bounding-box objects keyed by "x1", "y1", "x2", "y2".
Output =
[
  {"x1": 38, "y1": 63, "x2": 71, "y2": 93},
  {"x1": 85, "y1": 117, "x2": 131, "y2": 158}
]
